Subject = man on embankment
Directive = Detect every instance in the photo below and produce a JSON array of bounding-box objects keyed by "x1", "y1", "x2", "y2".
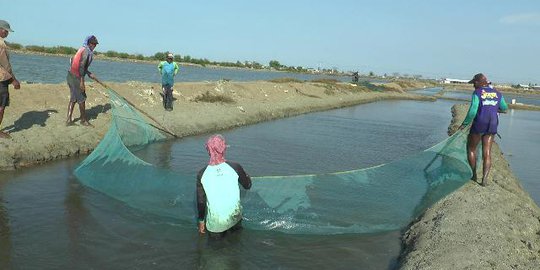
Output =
[{"x1": 0, "y1": 19, "x2": 21, "y2": 139}]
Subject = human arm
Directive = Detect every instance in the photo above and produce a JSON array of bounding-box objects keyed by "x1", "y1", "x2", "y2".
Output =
[
  {"x1": 227, "y1": 161, "x2": 252, "y2": 189},
  {"x1": 196, "y1": 167, "x2": 208, "y2": 234},
  {"x1": 173, "y1": 62, "x2": 179, "y2": 75},
  {"x1": 11, "y1": 77, "x2": 20, "y2": 89},
  {"x1": 0, "y1": 45, "x2": 19, "y2": 89},
  {"x1": 157, "y1": 61, "x2": 163, "y2": 74},
  {"x1": 499, "y1": 96, "x2": 508, "y2": 113},
  {"x1": 460, "y1": 93, "x2": 479, "y2": 129}
]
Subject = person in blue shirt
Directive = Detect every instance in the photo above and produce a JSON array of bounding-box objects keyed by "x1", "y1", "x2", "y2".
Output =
[
  {"x1": 157, "y1": 53, "x2": 179, "y2": 111},
  {"x1": 459, "y1": 73, "x2": 508, "y2": 187}
]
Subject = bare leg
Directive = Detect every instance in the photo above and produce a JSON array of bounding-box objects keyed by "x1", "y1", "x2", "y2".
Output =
[
  {"x1": 466, "y1": 133, "x2": 482, "y2": 182},
  {"x1": 0, "y1": 106, "x2": 10, "y2": 138},
  {"x1": 481, "y1": 134, "x2": 495, "y2": 187},
  {"x1": 79, "y1": 102, "x2": 92, "y2": 127},
  {"x1": 78, "y1": 102, "x2": 86, "y2": 122},
  {"x1": 0, "y1": 106, "x2": 4, "y2": 126},
  {"x1": 66, "y1": 101, "x2": 76, "y2": 125}
]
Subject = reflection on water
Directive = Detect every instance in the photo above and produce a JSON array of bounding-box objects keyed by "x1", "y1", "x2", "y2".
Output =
[
  {"x1": 499, "y1": 109, "x2": 540, "y2": 205},
  {"x1": 0, "y1": 97, "x2": 514, "y2": 269},
  {"x1": 0, "y1": 180, "x2": 12, "y2": 270},
  {"x1": 138, "y1": 100, "x2": 455, "y2": 177},
  {"x1": 409, "y1": 87, "x2": 442, "y2": 96}
]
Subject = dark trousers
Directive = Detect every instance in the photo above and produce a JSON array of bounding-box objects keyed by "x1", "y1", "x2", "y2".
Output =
[{"x1": 162, "y1": 84, "x2": 173, "y2": 110}]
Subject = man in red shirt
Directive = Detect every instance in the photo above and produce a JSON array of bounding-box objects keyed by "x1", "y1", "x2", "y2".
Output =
[{"x1": 66, "y1": 35, "x2": 99, "y2": 126}]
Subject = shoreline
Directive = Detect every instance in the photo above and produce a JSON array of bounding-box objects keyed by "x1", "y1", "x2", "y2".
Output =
[
  {"x1": 2, "y1": 80, "x2": 539, "y2": 268},
  {"x1": 0, "y1": 80, "x2": 433, "y2": 170},
  {"x1": 398, "y1": 104, "x2": 540, "y2": 269},
  {"x1": 11, "y1": 49, "x2": 348, "y2": 77},
  {"x1": 442, "y1": 84, "x2": 540, "y2": 97}
]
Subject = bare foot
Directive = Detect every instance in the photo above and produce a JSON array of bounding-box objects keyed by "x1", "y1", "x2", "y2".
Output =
[
  {"x1": 66, "y1": 121, "x2": 76, "y2": 126},
  {"x1": 81, "y1": 121, "x2": 94, "y2": 127},
  {"x1": 0, "y1": 131, "x2": 11, "y2": 139},
  {"x1": 481, "y1": 178, "x2": 488, "y2": 187}
]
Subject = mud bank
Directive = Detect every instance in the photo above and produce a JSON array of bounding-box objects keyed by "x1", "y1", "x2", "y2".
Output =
[
  {"x1": 398, "y1": 104, "x2": 540, "y2": 269},
  {"x1": 0, "y1": 80, "x2": 433, "y2": 170}
]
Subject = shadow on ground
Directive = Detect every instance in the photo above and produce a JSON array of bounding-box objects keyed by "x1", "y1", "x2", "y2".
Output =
[{"x1": 1, "y1": 109, "x2": 58, "y2": 133}]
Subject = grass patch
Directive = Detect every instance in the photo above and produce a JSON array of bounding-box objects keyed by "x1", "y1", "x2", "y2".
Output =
[
  {"x1": 192, "y1": 91, "x2": 236, "y2": 104},
  {"x1": 311, "y1": 78, "x2": 339, "y2": 84},
  {"x1": 392, "y1": 80, "x2": 418, "y2": 88},
  {"x1": 356, "y1": 81, "x2": 386, "y2": 92},
  {"x1": 268, "y1": 77, "x2": 303, "y2": 83},
  {"x1": 294, "y1": 88, "x2": 322, "y2": 98}
]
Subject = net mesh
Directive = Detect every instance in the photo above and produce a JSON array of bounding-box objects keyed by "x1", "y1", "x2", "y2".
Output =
[{"x1": 75, "y1": 88, "x2": 471, "y2": 234}]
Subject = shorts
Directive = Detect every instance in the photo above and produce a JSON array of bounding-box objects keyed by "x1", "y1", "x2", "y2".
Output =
[
  {"x1": 67, "y1": 71, "x2": 86, "y2": 103},
  {"x1": 0, "y1": 80, "x2": 10, "y2": 107},
  {"x1": 470, "y1": 118, "x2": 498, "y2": 135}
]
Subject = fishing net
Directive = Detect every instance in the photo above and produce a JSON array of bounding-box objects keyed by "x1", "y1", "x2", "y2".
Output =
[{"x1": 75, "y1": 88, "x2": 471, "y2": 234}]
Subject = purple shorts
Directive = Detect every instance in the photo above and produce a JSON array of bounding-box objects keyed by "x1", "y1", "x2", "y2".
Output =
[{"x1": 470, "y1": 118, "x2": 498, "y2": 135}]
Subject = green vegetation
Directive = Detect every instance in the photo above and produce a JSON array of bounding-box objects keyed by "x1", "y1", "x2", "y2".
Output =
[
  {"x1": 356, "y1": 81, "x2": 386, "y2": 92},
  {"x1": 192, "y1": 91, "x2": 235, "y2": 104},
  {"x1": 18, "y1": 44, "x2": 77, "y2": 55},
  {"x1": 6, "y1": 41, "x2": 446, "y2": 85},
  {"x1": 5, "y1": 41, "x2": 316, "y2": 73}
]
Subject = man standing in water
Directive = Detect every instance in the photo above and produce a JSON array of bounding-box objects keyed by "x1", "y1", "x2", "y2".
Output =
[
  {"x1": 196, "y1": 134, "x2": 252, "y2": 238},
  {"x1": 0, "y1": 20, "x2": 21, "y2": 139},
  {"x1": 460, "y1": 73, "x2": 508, "y2": 187},
  {"x1": 157, "y1": 53, "x2": 179, "y2": 111},
  {"x1": 66, "y1": 35, "x2": 99, "y2": 126}
]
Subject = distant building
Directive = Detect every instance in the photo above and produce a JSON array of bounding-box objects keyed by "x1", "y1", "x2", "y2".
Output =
[
  {"x1": 517, "y1": 84, "x2": 530, "y2": 90},
  {"x1": 442, "y1": 78, "x2": 469, "y2": 84},
  {"x1": 532, "y1": 85, "x2": 540, "y2": 91}
]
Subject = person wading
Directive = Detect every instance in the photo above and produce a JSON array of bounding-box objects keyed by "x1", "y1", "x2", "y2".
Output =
[{"x1": 196, "y1": 134, "x2": 252, "y2": 239}]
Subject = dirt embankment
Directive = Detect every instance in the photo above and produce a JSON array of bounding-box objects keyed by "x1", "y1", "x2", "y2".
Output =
[
  {"x1": 0, "y1": 80, "x2": 434, "y2": 170},
  {"x1": 398, "y1": 104, "x2": 540, "y2": 269}
]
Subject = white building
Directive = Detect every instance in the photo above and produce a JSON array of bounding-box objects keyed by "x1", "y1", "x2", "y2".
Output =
[{"x1": 442, "y1": 78, "x2": 470, "y2": 84}]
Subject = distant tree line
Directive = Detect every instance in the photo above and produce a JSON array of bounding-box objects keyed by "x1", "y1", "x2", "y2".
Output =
[{"x1": 6, "y1": 41, "x2": 313, "y2": 73}]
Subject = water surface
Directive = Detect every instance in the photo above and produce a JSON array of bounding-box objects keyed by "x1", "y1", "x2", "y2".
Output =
[
  {"x1": 499, "y1": 110, "x2": 540, "y2": 205},
  {"x1": 11, "y1": 53, "x2": 349, "y2": 84},
  {"x1": 0, "y1": 99, "x2": 457, "y2": 269}
]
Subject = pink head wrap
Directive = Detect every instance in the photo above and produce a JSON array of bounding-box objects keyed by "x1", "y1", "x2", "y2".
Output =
[{"x1": 205, "y1": 134, "x2": 227, "y2": 165}]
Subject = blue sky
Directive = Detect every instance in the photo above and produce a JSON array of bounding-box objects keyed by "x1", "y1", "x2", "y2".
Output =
[{"x1": 3, "y1": 0, "x2": 540, "y2": 84}]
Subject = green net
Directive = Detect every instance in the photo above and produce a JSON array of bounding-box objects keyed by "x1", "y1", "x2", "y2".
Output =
[{"x1": 75, "y1": 88, "x2": 471, "y2": 234}]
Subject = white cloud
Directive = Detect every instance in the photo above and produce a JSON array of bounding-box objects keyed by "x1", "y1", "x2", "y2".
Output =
[{"x1": 500, "y1": 12, "x2": 540, "y2": 25}]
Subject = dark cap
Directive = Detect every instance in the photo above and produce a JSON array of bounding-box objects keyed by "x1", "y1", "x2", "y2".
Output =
[
  {"x1": 0, "y1": 20, "x2": 14, "y2": 32},
  {"x1": 468, "y1": 73, "x2": 487, "y2": 84},
  {"x1": 87, "y1": 35, "x2": 99, "y2": 45}
]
